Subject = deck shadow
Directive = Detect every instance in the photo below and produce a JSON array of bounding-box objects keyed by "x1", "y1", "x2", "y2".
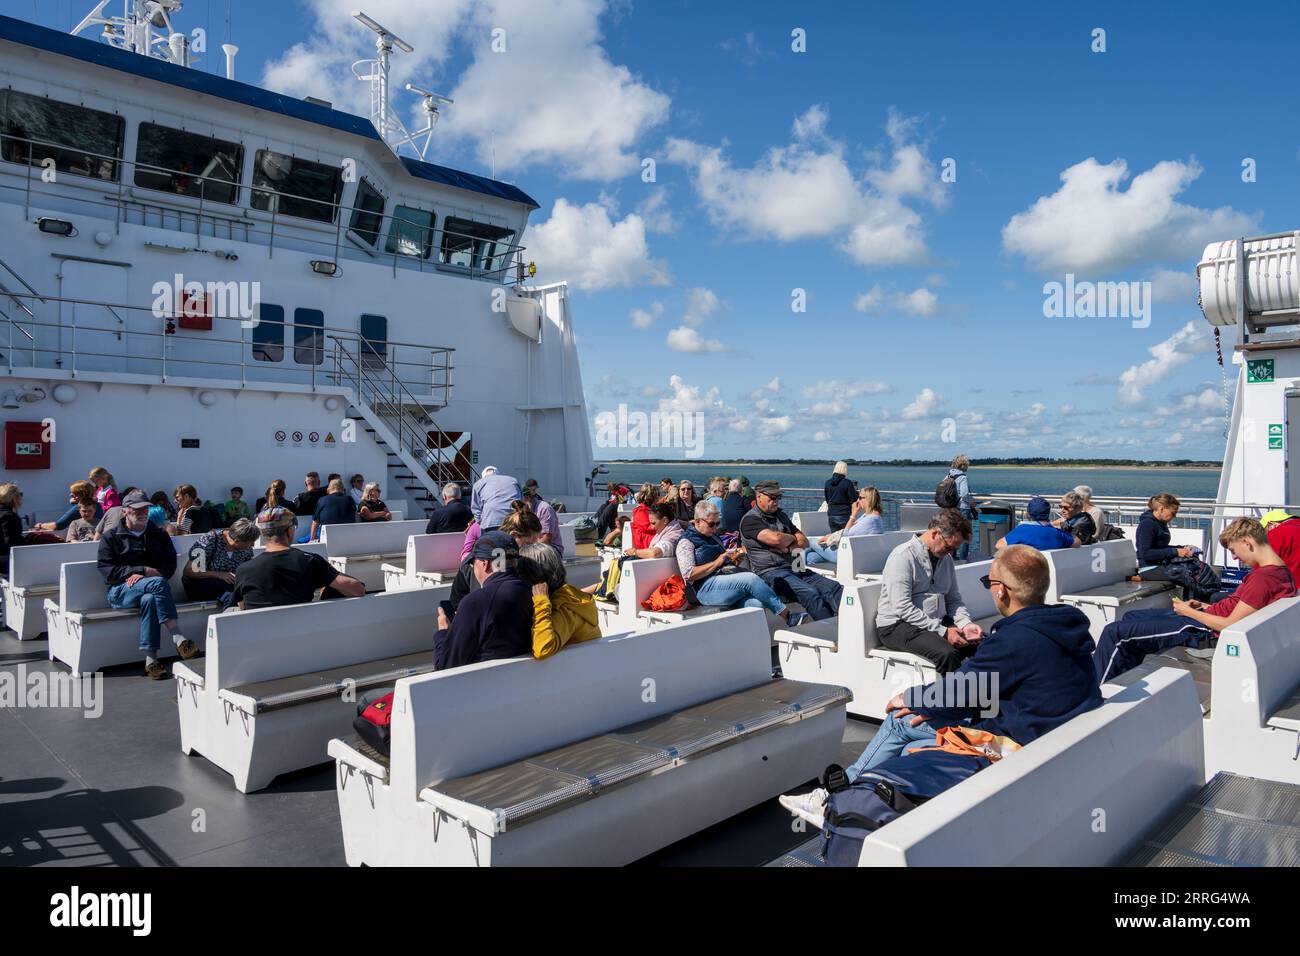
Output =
[{"x1": 0, "y1": 785, "x2": 186, "y2": 867}]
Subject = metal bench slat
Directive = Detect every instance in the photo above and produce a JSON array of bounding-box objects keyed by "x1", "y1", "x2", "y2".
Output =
[
  {"x1": 1266, "y1": 686, "x2": 1300, "y2": 731},
  {"x1": 79, "y1": 599, "x2": 220, "y2": 621},
  {"x1": 224, "y1": 651, "x2": 434, "y2": 714}
]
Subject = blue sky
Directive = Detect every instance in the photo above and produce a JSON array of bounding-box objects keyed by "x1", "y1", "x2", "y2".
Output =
[{"x1": 13, "y1": 0, "x2": 1300, "y2": 460}]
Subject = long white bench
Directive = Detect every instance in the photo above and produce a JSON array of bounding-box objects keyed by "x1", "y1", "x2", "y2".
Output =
[
  {"x1": 381, "y1": 532, "x2": 466, "y2": 591},
  {"x1": 2, "y1": 540, "x2": 100, "y2": 640},
  {"x1": 174, "y1": 586, "x2": 447, "y2": 793},
  {"x1": 806, "y1": 531, "x2": 912, "y2": 583},
  {"x1": 321, "y1": 519, "x2": 427, "y2": 592},
  {"x1": 849, "y1": 666, "x2": 1205, "y2": 865},
  {"x1": 1047, "y1": 539, "x2": 1175, "y2": 636},
  {"x1": 776, "y1": 559, "x2": 997, "y2": 719},
  {"x1": 328, "y1": 608, "x2": 851, "y2": 866}
]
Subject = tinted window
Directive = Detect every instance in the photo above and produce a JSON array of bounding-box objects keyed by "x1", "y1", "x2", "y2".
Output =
[
  {"x1": 294, "y1": 308, "x2": 324, "y2": 366},
  {"x1": 385, "y1": 205, "x2": 434, "y2": 258},
  {"x1": 251, "y1": 303, "x2": 284, "y2": 363},
  {"x1": 441, "y1": 217, "x2": 515, "y2": 273},
  {"x1": 360, "y1": 313, "x2": 387, "y2": 369},
  {"x1": 349, "y1": 178, "x2": 385, "y2": 246},
  {"x1": 134, "y1": 122, "x2": 242, "y2": 203},
  {"x1": 250, "y1": 150, "x2": 342, "y2": 223},
  {"x1": 0, "y1": 89, "x2": 124, "y2": 181}
]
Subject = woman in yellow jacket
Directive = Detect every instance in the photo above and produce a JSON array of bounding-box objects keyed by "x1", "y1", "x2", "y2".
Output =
[{"x1": 518, "y1": 541, "x2": 600, "y2": 659}]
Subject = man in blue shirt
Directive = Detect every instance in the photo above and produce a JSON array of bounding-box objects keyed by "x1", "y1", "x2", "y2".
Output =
[
  {"x1": 310, "y1": 477, "x2": 357, "y2": 540},
  {"x1": 469, "y1": 466, "x2": 522, "y2": 531},
  {"x1": 996, "y1": 496, "x2": 1078, "y2": 552}
]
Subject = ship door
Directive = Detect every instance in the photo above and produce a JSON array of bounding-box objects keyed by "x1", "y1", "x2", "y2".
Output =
[
  {"x1": 1287, "y1": 388, "x2": 1300, "y2": 506},
  {"x1": 60, "y1": 259, "x2": 129, "y2": 373}
]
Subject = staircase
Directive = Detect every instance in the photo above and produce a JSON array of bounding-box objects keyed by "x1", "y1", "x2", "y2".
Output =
[{"x1": 329, "y1": 337, "x2": 477, "y2": 519}]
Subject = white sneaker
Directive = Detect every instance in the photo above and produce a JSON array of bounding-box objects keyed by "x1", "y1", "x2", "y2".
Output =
[{"x1": 779, "y1": 788, "x2": 827, "y2": 829}]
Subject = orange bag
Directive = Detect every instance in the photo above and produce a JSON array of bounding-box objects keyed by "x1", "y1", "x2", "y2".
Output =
[
  {"x1": 907, "y1": 726, "x2": 1022, "y2": 762},
  {"x1": 641, "y1": 574, "x2": 689, "y2": 612}
]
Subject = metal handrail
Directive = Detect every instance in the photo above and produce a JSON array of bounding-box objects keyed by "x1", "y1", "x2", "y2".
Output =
[{"x1": 1, "y1": 131, "x2": 527, "y2": 281}]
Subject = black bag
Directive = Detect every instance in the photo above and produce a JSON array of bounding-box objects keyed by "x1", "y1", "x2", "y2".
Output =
[
  {"x1": 934, "y1": 476, "x2": 960, "y2": 509},
  {"x1": 353, "y1": 687, "x2": 396, "y2": 755},
  {"x1": 1163, "y1": 556, "x2": 1222, "y2": 602},
  {"x1": 821, "y1": 751, "x2": 989, "y2": 866}
]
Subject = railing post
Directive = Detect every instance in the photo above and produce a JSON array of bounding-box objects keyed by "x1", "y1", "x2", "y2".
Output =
[{"x1": 24, "y1": 139, "x2": 33, "y2": 222}]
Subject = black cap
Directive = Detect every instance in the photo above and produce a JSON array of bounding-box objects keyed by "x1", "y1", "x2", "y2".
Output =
[
  {"x1": 471, "y1": 530, "x2": 519, "y2": 562},
  {"x1": 753, "y1": 479, "x2": 782, "y2": 499}
]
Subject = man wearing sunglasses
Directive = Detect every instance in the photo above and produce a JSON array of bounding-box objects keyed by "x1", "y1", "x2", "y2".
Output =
[{"x1": 739, "y1": 480, "x2": 843, "y2": 621}]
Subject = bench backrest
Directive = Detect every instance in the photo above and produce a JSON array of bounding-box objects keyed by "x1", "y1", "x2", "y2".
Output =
[
  {"x1": 953, "y1": 558, "x2": 996, "y2": 622},
  {"x1": 899, "y1": 503, "x2": 940, "y2": 532},
  {"x1": 1044, "y1": 539, "x2": 1137, "y2": 602},
  {"x1": 390, "y1": 607, "x2": 773, "y2": 797},
  {"x1": 404, "y1": 533, "x2": 465, "y2": 575},
  {"x1": 792, "y1": 511, "x2": 830, "y2": 536},
  {"x1": 834, "y1": 531, "x2": 912, "y2": 580},
  {"x1": 58, "y1": 533, "x2": 207, "y2": 612},
  {"x1": 1120, "y1": 524, "x2": 1207, "y2": 554},
  {"x1": 1210, "y1": 595, "x2": 1300, "y2": 732},
  {"x1": 836, "y1": 580, "x2": 878, "y2": 658},
  {"x1": 612, "y1": 556, "x2": 678, "y2": 627},
  {"x1": 559, "y1": 523, "x2": 577, "y2": 560},
  {"x1": 8, "y1": 540, "x2": 99, "y2": 588},
  {"x1": 859, "y1": 666, "x2": 1205, "y2": 865},
  {"x1": 320, "y1": 519, "x2": 426, "y2": 558},
  {"x1": 207, "y1": 585, "x2": 447, "y2": 689}
]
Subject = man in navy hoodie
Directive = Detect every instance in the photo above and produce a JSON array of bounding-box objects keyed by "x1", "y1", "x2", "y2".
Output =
[
  {"x1": 780, "y1": 544, "x2": 1101, "y2": 824},
  {"x1": 434, "y1": 531, "x2": 533, "y2": 670}
]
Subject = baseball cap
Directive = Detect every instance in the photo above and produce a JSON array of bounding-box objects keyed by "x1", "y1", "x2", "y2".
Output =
[
  {"x1": 1260, "y1": 509, "x2": 1294, "y2": 529},
  {"x1": 1026, "y1": 496, "x2": 1051, "y2": 521},
  {"x1": 753, "y1": 479, "x2": 783, "y2": 499},
  {"x1": 471, "y1": 530, "x2": 519, "y2": 562},
  {"x1": 121, "y1": 489, "x2": 151, "y2": 511},
  {"x1": 256, "y1": 506, "x2": 296, "y2": 533}
]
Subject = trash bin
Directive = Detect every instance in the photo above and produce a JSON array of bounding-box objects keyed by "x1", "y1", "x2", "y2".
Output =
[{"x1": 976, "y1": 501, "x2": 1016, "y2": 557}]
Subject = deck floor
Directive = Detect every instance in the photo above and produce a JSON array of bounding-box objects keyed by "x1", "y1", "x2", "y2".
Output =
[{"x1": 0, "y1": 627, "x2": 876, "y2": 867}]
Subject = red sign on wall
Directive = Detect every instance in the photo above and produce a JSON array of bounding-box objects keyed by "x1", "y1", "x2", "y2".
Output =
[
  {"x1": 4, "y1": 420, "x2": 51, "y2": 470},
  {"x1": 178, "y1": 289, "x2": 213, "y2": 330}
]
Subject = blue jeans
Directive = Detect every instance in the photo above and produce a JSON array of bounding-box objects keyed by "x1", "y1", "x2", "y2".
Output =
[
  {"x1": 761, "y1": 566, "x2": 843, "y2": 620},
  {"x1": 803, "y1": 540, "x2": 839, "y2": 567},
  {"x1": 107, "y1": 576, "x2": 179, "y2": 655},
  {"x1": 846, "y1": 711, "x2": 939, "y2": 782},
  {"x1": 695, "y1": 571, "x2": 786, "y2": 615},
  {"x1": 1093, "y1": 608, "x2": 1213, "y2": 683}
]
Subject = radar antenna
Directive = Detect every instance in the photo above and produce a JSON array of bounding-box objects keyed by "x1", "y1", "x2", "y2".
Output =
[
  {"x1": 72, "y1": 1, "x2": 199, "y2": 67},
  {"x1": 350, "y1": 10, "x2": 452, "y2": 160}
]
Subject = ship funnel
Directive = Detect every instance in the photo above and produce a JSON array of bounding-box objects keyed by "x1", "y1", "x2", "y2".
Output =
[{"x1": 222, "y1": 44, "x2": 239, "y2": 81}]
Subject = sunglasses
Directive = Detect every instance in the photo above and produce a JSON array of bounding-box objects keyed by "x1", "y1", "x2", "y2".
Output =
[
  {"x1": 979, "y1": 575, "x2": 1005, "y2": 590},
  {"x1": 704, "y1": 519, "x2": 720, "y2": 527}
]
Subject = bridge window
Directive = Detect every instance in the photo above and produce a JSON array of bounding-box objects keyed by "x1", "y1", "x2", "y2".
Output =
[
  {"x1": 250, "y1": 150, "x2": 342, "y2": 223},
  {"x1": 348, "y1": 178, "x2": 385, "y2": 246},
  {"x1": 385, "y1": 205, "x2": 434, "y2": 259},
  {"x1": 0, "y1": 89, "x2": 124, "y2": 181},
  {"x1": 441, "y1": 217, "x2": 514, "y2": 273},
  {"x1": 251, "y1": 303, "x2": 284, "y2": 362},
  {"x1": 134, "y1": 123, "x2": 243, "y2": 204},
  {"x1": 294, "y1": 308, "x2": 324, "y2": 366},
  {"x1": 359, "y1": 313, "x2": 387, "y2": 370}
]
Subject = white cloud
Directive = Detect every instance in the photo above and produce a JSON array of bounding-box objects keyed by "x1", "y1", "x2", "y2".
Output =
[
  {"x1": 1149, "y1": 268, "x2": 1196, "y2": 304},
  {"x1": 758, "y1": 416, "x2": 793, "y2": 438},
  {"x1": 854, "y1": 284, "x2": 938, "y2": 317},
  {"x1": 1117, "y1": 321, "x2": 1215, "y2": 405},
  {"x1": 682, "y1": 287, "x2": 720, "y2": 327},
  {"x1": 808, "y1": 399, "x2": 852, "y2": 417},
  {"x1": 901, "y1": 387, "x2": 943, "y2": 420},
  {"x1": 812, "y1": 430, "x2": 832, "y2": 442},
  {"x1": 262, "y1": 0, "x2": 668, "y2": 182},
  {"x1": 802, "y1": 379, "x2": 892, "y2": 399},
  {"x1": 666, "y1": 326, "x2": 728, "y2": 353},
  {"x1": 526, "y1": 199, "x2": 669, "y2": 291},
  {"x1": 635, "y1": 190, "x2": 677, "y2": 233},
  {"x1": 1002, "y1": 157, "x2": 1258, "y2": 274},
  {"x1": 666, "y1": 107, "x2": 940, "y2": 266},
  {"x1": 748, "y1": 377, "x2": 781, "y2": 400},
  {"x1": 630, "y1": 301, "x2": 663, "y2": 329},
  {"x1": 1165, "y1": 431, "x2": 1185, "y2": 445}
]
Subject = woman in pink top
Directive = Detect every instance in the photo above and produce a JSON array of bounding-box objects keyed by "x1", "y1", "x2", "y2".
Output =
[
  {"x1": 460, "y1": 521, "x2": 483, "y2": 561},
  {"x1": 89, "y1": 467, "x2": 120, "y2": 510}
]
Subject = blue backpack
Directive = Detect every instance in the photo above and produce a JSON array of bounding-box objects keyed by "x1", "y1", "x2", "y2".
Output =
[{"x1": 821, "y1": 750, "x2": 990, "y2": 866}]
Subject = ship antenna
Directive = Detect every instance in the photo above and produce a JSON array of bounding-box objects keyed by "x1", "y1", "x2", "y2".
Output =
[
  {"x1": 72, "y1": 1, "x2": 199, "y2": 68},
  {"x1": 350, "y1": 10, "x2": 452, "y2": 161}
]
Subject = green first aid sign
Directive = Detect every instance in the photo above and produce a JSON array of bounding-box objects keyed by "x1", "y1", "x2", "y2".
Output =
[
  {"x1": 1269, "y1": 424, "x2": 1284, "y2": 450},
  {"x1": 1248, "y1": 358, "x2": 1275, "y2": 383}
]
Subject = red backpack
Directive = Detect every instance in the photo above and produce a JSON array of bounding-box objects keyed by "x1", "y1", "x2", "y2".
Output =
[{"x1": 353, "y1": 691, "x2": 395, "y2": 755}]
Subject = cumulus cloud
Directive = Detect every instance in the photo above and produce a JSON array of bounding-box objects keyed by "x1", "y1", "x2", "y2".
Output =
[
  {"x1": 1002, "y1": 157, "x2": 1258, "y2": 274},
  {"x1": 682, "y1": 287, "x2": 720, "y2": 327},
  {"x1": 526, "y1": 199, "x2": 669, "y2": 290},
  {"x1": 262, "y1": 0, "x2": 668, "y2": 181},
  {"x1": 1117, "y1": 321, "x2": 1215, "y2": 405},
  {"x1": 748, "y1": 377, "x2": 781, "y2": 400},
  {"x1": 900, "y1": 387, "x2": 943, "y2": 420},
  {"x1": 1149, "y1": 268, "x2": 1197, "y2": 304},
  {"x1": 854, "y1": 284, "x2": 939, "y2": 317},
  {"x1": 630, "y1": 301, "x2": 663, "y2": 329},
  {"x1": 802, "y1": 379, "x2": 892, "y2": 399},
  {"x1": 666, "y1": 326, "x2": 728, "y2": 353},
  {"x1": 666, "y1": 106, "x2": 942, "y2": 266}
]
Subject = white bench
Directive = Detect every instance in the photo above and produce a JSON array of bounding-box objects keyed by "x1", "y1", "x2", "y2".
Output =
[
  {"x1": 322, "y1": 519, "x2": 427, "y2": 592},
  {"x1": 381, "y1": 532, "x2": 466, "y2": 591},
  {"x1": 1202, "y1": 596, "x2": 1300, "y2": 785},
  {"x1": 776, "y1": 559, "x2": 997, "y2": 719},
  {"x1": 174, "y1": 586, "x2": 447, "y2": 793},
  {"x1": 556, "y1": 523, "x2": 601, "y2": 590},
  {"x1": 328, "y1": 608, "x2": 851, "y2": 866},
  {"x1": 806, "y1": 531, "x2": 912, "y2": 583},
  {"x1": 852, "y1": 667, "x2": 1204, "y2": 865},
  {"x1": 595, "y1": 556, "x2": 723, "y2": 633},
  {"x1": 791, "y1": 511, "x2": 830, "y2": 536},
  {"x1": 1047, "y1": 539, "x2": 1175, "y2": 637},
  {"x1": 1120, "y1": 523, "x2": 1208, "y2": 554},
  {"x1": 2, "y1": 540, "x2": 99, "y2": 640},
  {"x1": 898, "y1": 503, "x2": 941, "y2": 531}
]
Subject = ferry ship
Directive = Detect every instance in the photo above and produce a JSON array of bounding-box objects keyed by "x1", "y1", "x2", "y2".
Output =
[{"x1": 3, "y1": 3, "x2": 1300, "y2": 872}]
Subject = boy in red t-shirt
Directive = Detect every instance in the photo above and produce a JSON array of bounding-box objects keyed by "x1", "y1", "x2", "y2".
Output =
[
  {"x1": 1094, "y1": 517, "x2": 1294, "y2": 683},
  {"x1": 1261, "y1": 510, "x2": 1300, "y2": 585}
]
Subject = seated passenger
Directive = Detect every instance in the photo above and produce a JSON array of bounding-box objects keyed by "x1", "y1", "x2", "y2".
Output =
[
  {"x1": 93, "y1": 485, "x2": 142, "y2": 540},
  {"x1": 224, "y1": 486, "x2": 253, "y2": 524},
  {"x1": 469, "y1": 465, "x2": 523, "y2": 532},
  {"x1": 348, "y1": 473, "x2": 366, "y2": 507},
  {"x1": 1133, "y1": 492, "x2": 1197, "y2": 581},
  {"x1": 426, "y1": 483, "x2": 473, "y2": 535},
  {"x1": 739, "y1": 480, "x2": 843, "y2": 621},
  {"x1": 255, "y1": 479, "x2": 295, "y2": 516},
  {"x1": 877, "y1": 509, "x2": 981, "y2": 673},
  {"x1": 675, "y1": 500, "x2": 807, "y2": 624},
  {"x1": 996, "y1": 496, "x2": 1077, "y2": 551},
  {"x1": 34, "y1": 480, "x2": 100, "y2": 537},
  {"x1": 630, "y1": 483, "x2": 660, "y2": 549},
  {"x1": 720, "y1": 478, "x2": 747, "y2": 533},
  {"x1": 64, "y1": 501, "x2": 99, "y2": 543},
  {"x1": 522, "y1": 478, "x2": 561, "y2": 547},
  {"x1": 1053, "y1": 491, "x2": 1096, "y2": 545},
  {"x1": 623, "y1": 502, "x2": 682, "y2": 559},
  {"x1": 517, "y1": 541, "x2": 600, "y2": 659},
  {"x1": 182, "y1": 518, "x2": 259, "y2": 605},
  {"x1": 602, "y1": 515, "x2": 630, "y2": 547},
  {"x1": 170, "y1": 484, "x2": 204, "y2": 535},
  {"x1": 310, "y1": 477, "x2": 357, "y2": 540},
  {"x1": 356, "y1": 482, "x2": 392, "y2": 522},
  {"x1": 675, "y1": 480, "x2": 699, "y2": 523},
  {"x1": 0, "y1": 483, "x2": 25, "y2": 575},
  {"x1": 781, "y1": 545, "x2": 1102, "y2": 826},
  {"x1": 89, "y1": 466, "x2": 121, "y2": 512},
  {"x1": 449, "y1": 501, "x2": 540, "y2": 613},
  {"x1": 1073, "y1": 485, "x2": 1111, "y2": 540},
  {"x1": 96, "y1": 490, "x2": 195, "y2": 679},
  {"x1": 435, "y1": 531, "x2": 533, "y2": 670},
  {"x1": 844, "y1": 486, "x2": 886, "y2": 537},
  {"x1": 1094, "y1": 517, "x2": 1294, "y2": 683},
  {"x1": 231, "y1": 508, "x2": 364, "y2": 610}
]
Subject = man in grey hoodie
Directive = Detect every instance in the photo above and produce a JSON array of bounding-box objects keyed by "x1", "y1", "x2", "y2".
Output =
[{"x1": 876, "y1": 508, "x2": 981, "y2": 673}]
